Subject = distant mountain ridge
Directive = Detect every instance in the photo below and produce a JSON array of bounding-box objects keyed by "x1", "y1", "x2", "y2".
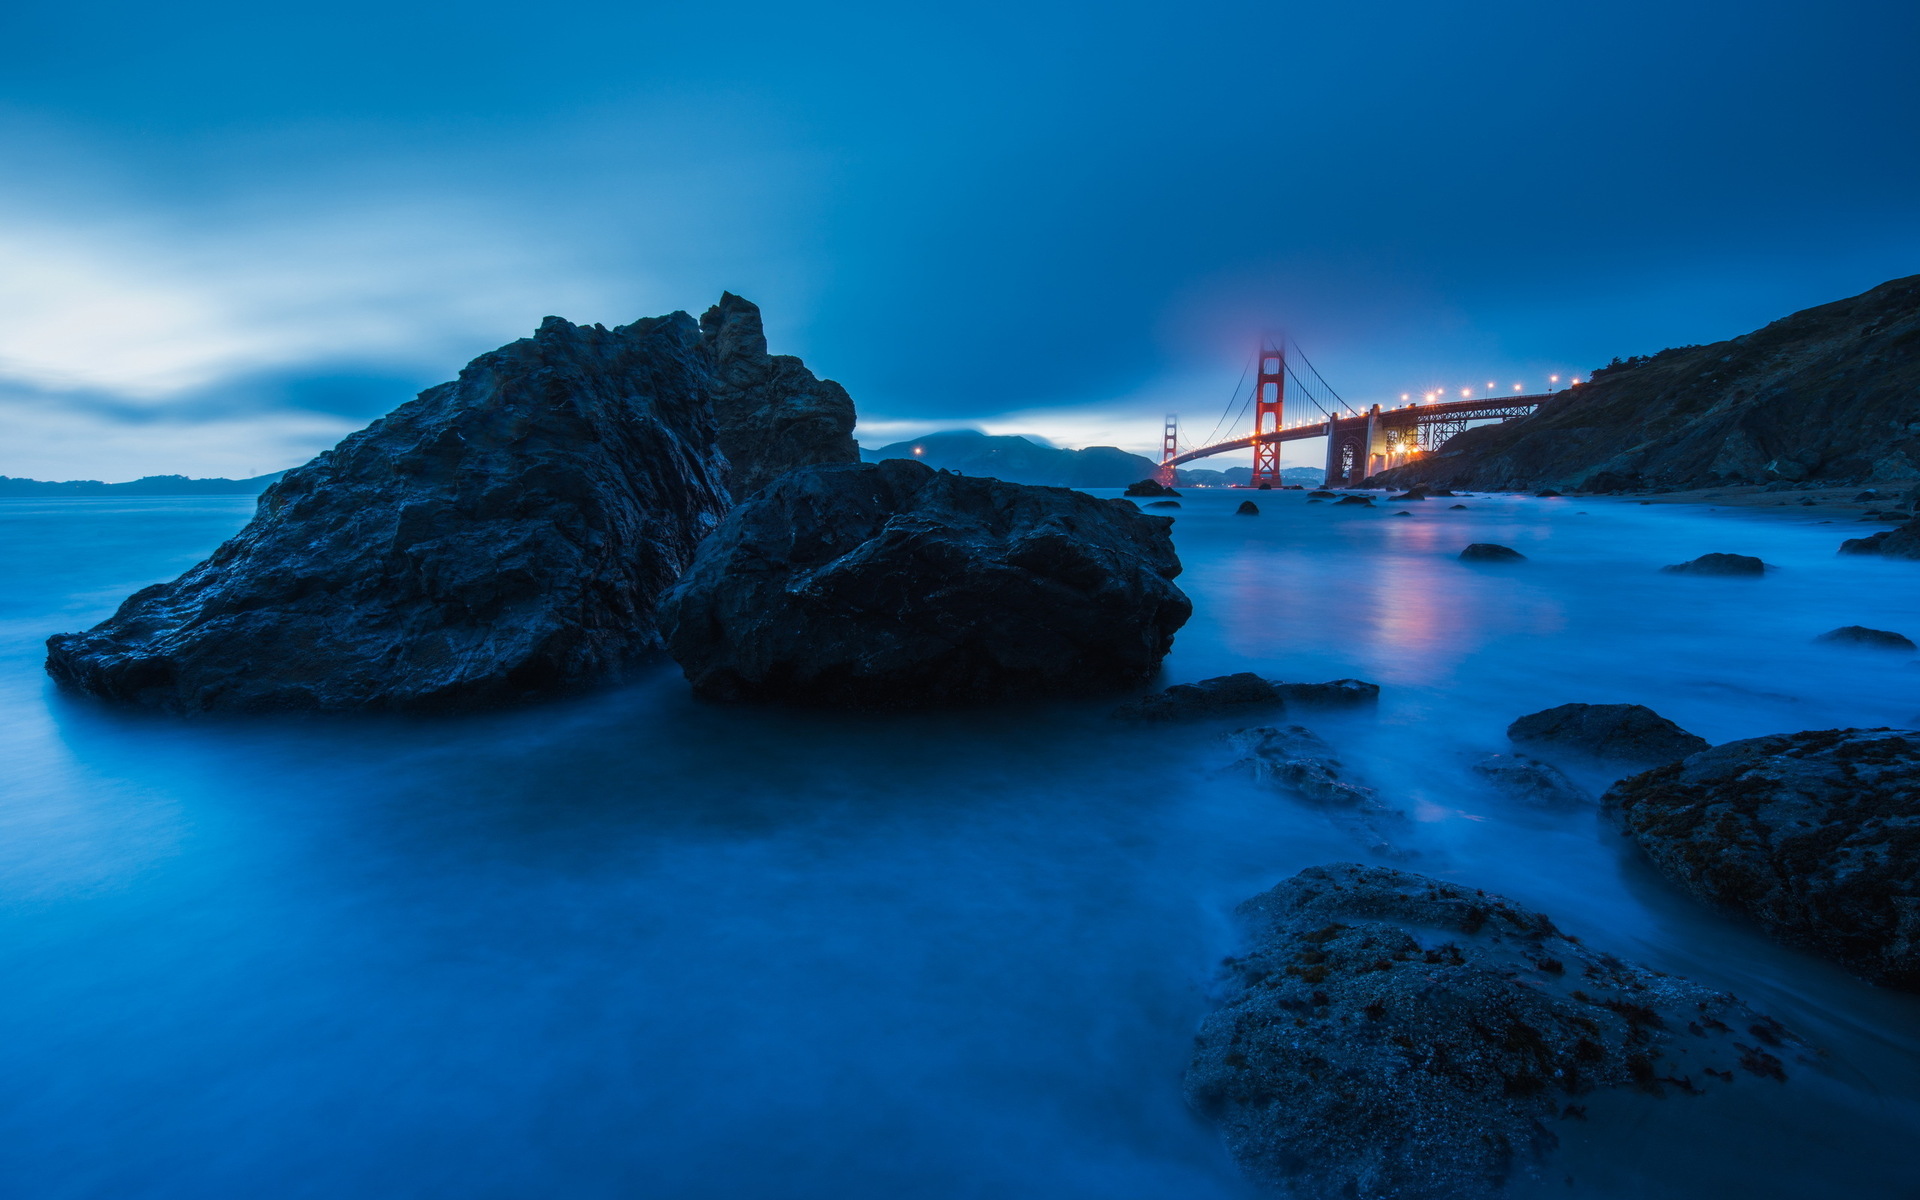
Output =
[
  {"x1": 1373, "y1": 274, "x2": 1920, "y2": 492},
  {"x1": 861, "y1": 430, "x2": 1159, "y2": 488},
  {"x1": 860, "y1": 430, "x2": 1322, "y2": 487},
  {"x1": 0, "y1": 472, "x2": 286, "y2": 496}
]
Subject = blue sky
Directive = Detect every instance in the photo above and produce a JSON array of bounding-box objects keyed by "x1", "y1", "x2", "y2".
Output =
[{"x1": 1, "y1": 0, "x2": 1915, "y2": 478}]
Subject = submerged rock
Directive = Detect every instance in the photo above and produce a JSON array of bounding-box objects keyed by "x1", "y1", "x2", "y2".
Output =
[
  {"x1": 1333, "y1": 495, "x2": 1373, "y2": 507},
  {"x1": 701, "y1": 293, "x2": 859, "y2": 500},
  {"x1": 1535, "y1": 488, "x2": 1563, "y2": 497},
  {"x1": 1306, "y1": 490, "x2": 1337, "y2": 499},
  {"x1": 1229, "y1": 726, "x2": 1380, "y2": 809},
  {"x1": 1236, "y1": 501, "x2": 1260, "y2": 515},
  {"x1": 1449, "y1": 503, "x2": 1469, "y2": 509},
  {"x1": 1662, "y1": 553, "x2": 1766, "y2": 576},
  {"x1": 1839, "y1": 530, "x2": 1895, "y2": 555},
  {"x1": 1146, "y1": 499, "x2": 1182, "y2": 509},
  {"x1": 661, "y1": 459, "x2": 1192, "y2": 706},
  {"x1": 1460, "y1": 543, "x2": 1526, "y2": 562},
  {"x1": 1607, "y1": 728, "x2": 1920, "y2": 990},
  {"x1": 1508, "y1": 703, "x2": 1710, "y2": 766},
  {"x1": 1187, "y1": 863, "x2": 1799, "y2": 1200},
  {"x1": 1472, "y1": 753, "x2": 1589, "y2": 807},
  {"x1": 1113, "y1": 672, "x2": 1282, "y2": 721},
  {"x1": 45, "y1": 314, "x2": 731, "y2": 713},
  {"x1": 1275, "y1": 678, "x2": 1380, "y2": 708},
  {"x1": 1816, "y1": 625, "x2": 1917, "y2": 651},
  {"x1": 1116, "y1": 676, "x2": 1379, "y2": 721}
]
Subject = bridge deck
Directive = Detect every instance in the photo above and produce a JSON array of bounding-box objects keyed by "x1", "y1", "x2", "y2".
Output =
[{"x1": 1165, "y1": 392, "x2": 1553, "y2": 468}]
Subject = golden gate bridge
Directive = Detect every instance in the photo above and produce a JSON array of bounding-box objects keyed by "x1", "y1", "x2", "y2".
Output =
[{"x1": 1156, "y1": 342, "x2": 1553, "y2": 487}]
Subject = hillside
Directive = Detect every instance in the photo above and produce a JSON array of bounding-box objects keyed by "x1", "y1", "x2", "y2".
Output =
[
  {"x1": 0, "y1": 472, "x2": 287, "y2": 497},
  {"x1": 861, "y1": 430, "x2": 1159, "y2": 487},
  {"x1": 1373, "y1": 274, "x2": 1920, "y2": 491}
]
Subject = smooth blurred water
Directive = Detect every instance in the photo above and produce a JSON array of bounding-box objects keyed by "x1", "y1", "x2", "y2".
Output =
[{"x1": 1, "y1": 491, "x2": 1917, "y2": 1199}]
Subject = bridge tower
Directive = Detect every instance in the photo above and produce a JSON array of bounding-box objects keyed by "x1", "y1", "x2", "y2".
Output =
[
  {"x1": 1156, "y1": 414, "x2": 1179, "y2": 486},
  {"x1": 1249, "y1": 344, "x2": 1285, "y2": 487}
]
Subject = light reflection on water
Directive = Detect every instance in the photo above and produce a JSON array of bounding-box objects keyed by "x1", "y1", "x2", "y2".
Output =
[{"x1": 0, "y1": 492, "x2": 1916, "y2": 1198}]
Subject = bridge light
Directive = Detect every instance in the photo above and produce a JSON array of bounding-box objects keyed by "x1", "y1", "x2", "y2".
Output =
[
  {"x1": 1549, "y1": 375, "x2": 1559, "y2": 383},
  {"x1": 1513, "y1": 383, "x2": 1523, "y2": 392},
  {"x1": 1461, "y1": 389, "x2": 1470, "y2": 398}
]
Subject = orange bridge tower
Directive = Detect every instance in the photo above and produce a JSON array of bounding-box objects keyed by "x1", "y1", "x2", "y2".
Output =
[{"x1": 1249, "y1": 343, "x2": 1286, "y2": 487}]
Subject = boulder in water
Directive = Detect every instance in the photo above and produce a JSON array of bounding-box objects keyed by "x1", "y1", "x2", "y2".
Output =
[
  {"x1": 1146, "y1": 499, "x2": 1181, "y2": 509},
  {"x1": 1112, "y1": 672, "x2": 1282, "y2": 721},
  {"x1": 1235, "y1": 500, "x2": 1260, "y2": 515},
  {"x1": 1125, "y1": 479, "x2": 1179, "y2": 497},
  {"x1": 1535, "y1": 488, "x2": 1563, "y2": 497},
  {"x1": 1306, "y1": 490, "x2": 1337, "y2": 499},
  {"x1": 1507, "y1": 702, "x2": 1709, "y2": 766},
  {"x1": 1228, "y1": 726, "x2": 1381, "y2": 809},
  {"x1": 1333, "y1": 495, "x2": 1373, "y2": 507},
  {"x1": 701, "y1": 293, "x2": 859, "y2": 499},
  {"x1": 1449, "y1": 503, "x2": 1468, "y2": 509},
  {"x1": 1662, "y1": 553, "x2": 1766, "y2": 576},
  {"x1": 1276, "y1": 678, "x2": 1380, "y2": 708},
  {"x1": 1816, "y1": 625, "x2": 1917, "y2": 651},
  {"x1": 661, "y1": 459, "x2": 1192, "y2": 706},
  {"x1": 45, "y1": 314, "x2": 731, "y2": 713},
  {"x1": 1607, "y1": 728, "x2": 1920, "y2": 990},
  {"x1": 1459, "y1": 543, "x2": 1525, "y2": 562},
  {"x1": 1187, "y1": 863, "x2": 1800, "y2": 1200}
]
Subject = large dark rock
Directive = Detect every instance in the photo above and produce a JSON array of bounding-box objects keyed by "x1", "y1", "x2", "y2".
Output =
[
  {"x1": 1879, "y1": 518, "x2": 1920, "y2": 559},
  {"x1": 46, "y1": 315, "x2": 731, "y2": 713},
  {"x1": 1125, "y1": 479, "x2": 1179, "y2": 497},
  {"x1": 701, "y1": 293, "x2": 859, "y2": 500},
  {"x1": 661, "y1": 459, "x2": 1192, "y2": 706},
  {"x1": 1662, "y1": 552, "x2": 1766, "y2": 576},
  {"x1": 1236, "y1": 500, "x2": 1260, "y2": 515},
  {"x1": 1607, "y1": 728, "x2": 1920, "y2": 990},
  {"x1": 1508, "y1": 703, "x2": 1710, "y2": 765},
  {"x1": 1188, "y1": 863, "x2": 1798, "y2": 1200}
]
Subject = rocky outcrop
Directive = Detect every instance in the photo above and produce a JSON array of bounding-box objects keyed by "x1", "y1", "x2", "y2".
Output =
[
  {"x1": 1371, "y1": 274, "x2": 1920, "y2": 492},
  {"x1": 1276, "y1": 679, "x2": 1380, "y2": 707},
  {"x1": 1125, "y1": 479, "x2": 1179, "y2": 497},
  {"x1": 1460, "y1": 543, "x2": 1525, "y2": 562},
  {"x1": 1840, "y1": 518, "x2": 1920, "y2": 558},
  {"x1": 660, "y1": 459, "x2": 1192, "y2": 706},
  {"x1": 1236, "y1": 501, "x2": 1260, "y2": 515},
  {"x1": 702, "y1": 293, "x2": 859, "y2": 499},
  {"x1": 1188, "y1": 863, "x2": 1800, "y2": 1200},
  {"x1": 1607, "y1": 728, "x2": 1920, "y2": 990},
  {"x1": 1662, "y1": 552, "x2": 1766, "y2": 576},
  {"x1": 1508, "y1": 703, "x2": 1710, "y2": 766},
  {"x1": 46, "y1": 314, "x2": 731, "y2": 713}
]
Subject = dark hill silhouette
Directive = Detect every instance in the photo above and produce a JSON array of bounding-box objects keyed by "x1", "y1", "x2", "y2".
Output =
[
  {"x1": 1373, "y1": 274, "x2": 1920, "y2": 492},
  {"x1": 0, "y1": 472, "x2": 287, "y2": 496}
]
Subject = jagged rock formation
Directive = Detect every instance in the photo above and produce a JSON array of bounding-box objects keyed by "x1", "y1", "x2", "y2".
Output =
[
  {"x1": 660, "y1": 459, "x2": 1191, "y2": 707},
  {"x1": 702, "y1": 293, "x2": 859, "y2": 499},
  {"x1": 1373, "y1": 274, "x2": 1920, "y2": 492},
  {"x1": 1508, "y1": 703, "x2": 1710, "y2": 766},
  {"x1": 1187, "y1": 863, "x2": 1800, "y2": 1200},
  {"x1": 1607, "y1": 728, "x2": 1920, "y2": 990},
  {"x1": 863, "y1": 430, "x2": 1160, "y2": 489},
  {"x1": 46, "y1": 314, "x2": 730, "y2": 713}
]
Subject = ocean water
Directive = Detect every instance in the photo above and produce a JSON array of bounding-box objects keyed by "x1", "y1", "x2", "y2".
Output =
[{"x1": 0, "y1": 490, "x2": 1917, "y2": 1199}]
